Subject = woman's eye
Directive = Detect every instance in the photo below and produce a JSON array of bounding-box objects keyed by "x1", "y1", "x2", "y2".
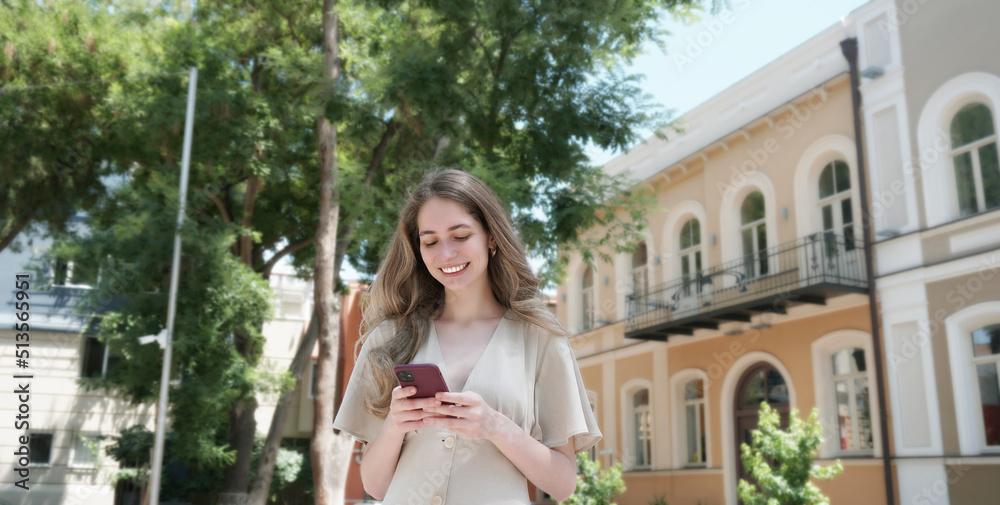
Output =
[
  {"x1": 423, "y1": 241, "x2": 438, "y2": 247},
  {"x1": 455, "y1": 235, "x2": 470, "y2": 241}
]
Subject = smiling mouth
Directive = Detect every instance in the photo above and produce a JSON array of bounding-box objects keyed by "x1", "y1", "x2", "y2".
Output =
[{"x1": 441, "y1": 263, "x2": 469, "y2": 274}]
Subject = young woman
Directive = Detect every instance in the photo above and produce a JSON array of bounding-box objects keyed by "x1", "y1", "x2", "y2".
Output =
[{"x1": 334, "y1": 169, "x2": 601, "y2": 504}]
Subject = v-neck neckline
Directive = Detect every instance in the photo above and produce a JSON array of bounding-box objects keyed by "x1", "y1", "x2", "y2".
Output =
[{"x1": 429, "y1": 310, "x2": 508, "y2": 392}]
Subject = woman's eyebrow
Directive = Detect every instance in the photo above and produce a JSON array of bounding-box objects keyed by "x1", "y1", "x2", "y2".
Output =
[{"x1": 419, "y1": 224, "x2": 472, "y2": 236}]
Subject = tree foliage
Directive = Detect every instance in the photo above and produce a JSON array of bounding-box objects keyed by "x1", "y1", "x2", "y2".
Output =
[
  {"x1": 8, "y1": 0, "x2": 706, "y2": 499},
  {"x1": 0, "y1": 0, "x2": 153, "y2": 253},
  {"x1": 738, "y1": 403, "x2": 843, "y2": 505},
  {"x1": 562, "y1": 453, "x2": 626, "y2": 505}
]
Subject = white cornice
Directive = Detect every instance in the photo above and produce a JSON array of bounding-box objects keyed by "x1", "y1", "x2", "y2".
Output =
[{"x1": 603, "y1": 1, "x2": 889, "y2": 191}]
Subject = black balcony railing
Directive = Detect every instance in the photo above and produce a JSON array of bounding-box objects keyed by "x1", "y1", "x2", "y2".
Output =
[{"x1": 626, "y1": 233, "x2": 867, "y2": 337}]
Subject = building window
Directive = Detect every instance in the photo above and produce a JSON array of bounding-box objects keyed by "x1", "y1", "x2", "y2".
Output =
[
  {"x1": 679, "y1": 219, "x2": 702, "y2": 296},
  {"x1": 818, "y1": 160, "x2": 855, "y2": 251},
  {"x1": 832, "y1": 348, "x2": 874, "y2": 453},
  {"x1": 740, "y1": 192, "x2": 768, "y2": 278},
  {"x1": 70, "y1": 434, "x2": 101, "y2": 468},
  {"x1": 684, "y1": 379, "x2": 707, "y2": 465},
  {"x1": 632, "y1": 389, "x2": 652, "y2": 468},
  {"x1": 29, "y1": 433, "x2": 54, "y2": 467},
  {"x1": 81, "y1": 336, "x2": 109, "y2": 379},
  {"x1": 972, "y1": 324, "x2": 1000, "y2": 447},
  {"x1": 581, "y1": 266, "x2": 595, "y2": 331},
  {"x1": 632, "y1": 242, "x2": 648, "y2": 296},
  {"x1": 54, "y1": 255, "x2": 101, "y2": 287},
  {"x1": 950, "y1": 103, "x2": 1000, "y2": 217}
]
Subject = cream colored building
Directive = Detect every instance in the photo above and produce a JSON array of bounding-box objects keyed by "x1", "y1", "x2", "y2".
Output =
[
  {"x1": 556, "y1": 0, "x2": 1000, "y2": 504},
  {"x1": 0, "y1": 235, "x2": 320, "y2": 504},
  {"x1": 865, "y1": 0, "x2": 1000, "y2": 503}
]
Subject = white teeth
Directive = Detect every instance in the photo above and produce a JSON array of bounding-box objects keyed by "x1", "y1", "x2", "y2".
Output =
[{"x1": 442, "y1": 263, "x2": 468, "y2": 274}]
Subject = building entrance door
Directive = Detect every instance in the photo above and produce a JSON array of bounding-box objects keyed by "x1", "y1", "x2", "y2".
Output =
[{"x1": 733, "y1": 364, "x2": 790, "y2": 500}]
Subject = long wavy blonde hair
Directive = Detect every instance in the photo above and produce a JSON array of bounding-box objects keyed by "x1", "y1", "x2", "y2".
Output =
[{"x1": 358, "y1": 168, "x2": 566, "y2": 418}]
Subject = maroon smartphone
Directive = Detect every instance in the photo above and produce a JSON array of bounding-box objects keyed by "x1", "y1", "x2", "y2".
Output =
[{"x1": 394, "y1": 363, "x2": 451, "y2": 399}]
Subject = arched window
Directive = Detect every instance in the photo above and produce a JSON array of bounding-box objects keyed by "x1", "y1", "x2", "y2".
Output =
[
  {"x1": 740, "y1": 192, "x2": 768, "y2": 278},
  {"x1": 633, "y1": 389, "x2": 652, "y2": 468},
  {"x1": 684, "y1": 379, "x2": 707, "y2": 465},
  {"x1": 632, "y1": 241, "x2": 649, "y2": 296},
  {"x1": 971, "y1": 324, "x2": 1000, "y2": 447},
  {"x1": 950, "y1": 103, "x2": 1000, "y2": 217},
  {"x1": 679, "y1": 219, "x2": 702, "y2": 296},
  {"x1": 581, "y1": 266, "x2": 595, "y2": 331},
  {"x1": 832, "y1": 348, "x2": 874, "y2": 453},
  {"x1": 818, "y1": 160, "x2": 855, "y2": 251}
]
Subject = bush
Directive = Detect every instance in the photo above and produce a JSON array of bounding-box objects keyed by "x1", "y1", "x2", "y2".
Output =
[
  {"x1": 737, "y1": 403, "x2": 843, "y2": 505},
  {"x1": 561, "y1": 453, "x2": 626, "y2": 505}
]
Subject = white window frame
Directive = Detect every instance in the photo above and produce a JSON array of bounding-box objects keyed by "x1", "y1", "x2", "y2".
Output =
[
  {"x1": 69, "y1": 433, "x2": 102, "y2": 469},
  {"x1": 949, "y1": 103, "x2": 999, "y2": 217},
  {"x1": 739, "y1": 192, "x2": 769, "y2": 279},
  {"x1": 620, "y1": 378, "x2": 654, "y2": 470},
  {"x1": 678, "y1": 219, "x2": 703, "y2": 298},
  {"x1": 661, "y1": 200, "x2": 708, "y2": 283},
  {"x1": 946, "y1": 301, "x2": 1000, "y2": 455},
  {"x1": 918, "y1": 72, "x2": 1000, "y2": 227},
  {"x1": 719, "y1": 173, "x2": 778, "y2": 287},
  {"x1": 670, "y1": 368, "x2": 710, "y2": 468},
  {"x1": 811, "y1": 330, "x2": 882, "y2": 458},
  {"x1": 817, "y1": 160, "x2": 855, "y2": 241}
]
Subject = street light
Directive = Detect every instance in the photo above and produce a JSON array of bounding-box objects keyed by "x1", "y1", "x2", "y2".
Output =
[{"x1": 144, "y1": 66, "x2": 198, "y2": 505}]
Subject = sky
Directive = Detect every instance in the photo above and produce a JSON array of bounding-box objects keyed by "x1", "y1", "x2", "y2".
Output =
[{"x1": 340, "y1": 0, "x2": 871, "y2": 283}]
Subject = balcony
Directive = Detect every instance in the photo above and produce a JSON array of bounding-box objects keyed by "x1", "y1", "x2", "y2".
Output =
[{"x1": 625, "y1": 233, "x2": 868, "y2": 340}]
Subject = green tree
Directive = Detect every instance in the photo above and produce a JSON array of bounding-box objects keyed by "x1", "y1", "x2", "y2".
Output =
[
  {"x1": 17, "y1": 0, "x2": 708, "y2": 503},
  {"x1": 0, "y1": 0, "x2": 151, "y2": 253},
  {"x1": 562, "y1": 453, "x2": 626, "y2": 505},
  {"x1": 738, "y1": 403, "x2": 843, "y2": 505}
]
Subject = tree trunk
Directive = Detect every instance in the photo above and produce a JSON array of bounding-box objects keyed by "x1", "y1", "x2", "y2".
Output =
[
  {"x1": 219, "y1": 399, "x2": 259, "y2": 505},
  {"x1": 219, "y1": 324, "x2": 263, "y2": 505},
  {"x1": 312, "y1": 0, "x2": 354, "y2": 504},
  {"x1": 246, "y1": 307, "x2": 318, "y2": 505}
]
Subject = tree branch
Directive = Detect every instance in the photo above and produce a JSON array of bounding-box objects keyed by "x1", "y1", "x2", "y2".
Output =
[
  {"x1": 0, "y1": 212, "x2": 31, "y2": 254},
  {"x1": 261, "y1": 236, "x2": 316, "y2": 277},
  {"x1": 364, "y1": 119, "x2": 398, "y2": 186},
  {"x1": 206, "y1": 191, "x2": 233, "y2": 224}
]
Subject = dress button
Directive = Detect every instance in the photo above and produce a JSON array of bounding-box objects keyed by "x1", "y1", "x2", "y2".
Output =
[
  {"x1": 443, "y1": 436, "x2": 456, "y2": 449},
  {"x1": 431, "y1": 496, "x2": 443, "y2": 505}
]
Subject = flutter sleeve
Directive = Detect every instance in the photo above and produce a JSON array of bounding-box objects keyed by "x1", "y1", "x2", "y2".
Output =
[
  {"x1": 531, "y1": 333, "x2": 602, "y2": 454},
  {"x1": 333, "y1": 322, "x2": 391, "y2": 444}
]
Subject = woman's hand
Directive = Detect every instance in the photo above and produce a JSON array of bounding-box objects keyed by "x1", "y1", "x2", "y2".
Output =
[
  {"x1": 420, "y1": 391, "x2": 510, "y2": 441},
  {"x1": 387, "y1": 386, "x2": 445, "y2": 435}
]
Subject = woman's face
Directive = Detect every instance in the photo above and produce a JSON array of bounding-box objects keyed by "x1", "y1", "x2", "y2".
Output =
[{"x1": 416, "y1": 197, "x2": 495, "y2": 296}]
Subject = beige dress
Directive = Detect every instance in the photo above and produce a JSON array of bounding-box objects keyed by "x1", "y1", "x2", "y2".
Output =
[{"x1": 333, "y1": 311, "x2": 602, "y2": 505}]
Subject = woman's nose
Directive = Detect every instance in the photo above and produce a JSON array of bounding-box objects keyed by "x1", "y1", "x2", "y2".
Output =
[{"x1": 440, "y1": 241, "x2": 459, "y2": 259}]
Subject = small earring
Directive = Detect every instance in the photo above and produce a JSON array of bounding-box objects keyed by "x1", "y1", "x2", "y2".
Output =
[{"x1": 490, "y1": 247, "x2": 496, "y2": 257}]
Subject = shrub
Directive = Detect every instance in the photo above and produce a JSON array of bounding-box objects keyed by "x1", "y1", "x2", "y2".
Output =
[
  {"x1": 561, "y1": 453, "x2": 626, "y2": 505},
  {"x1": 737, "y1": 403, "x2": 843, "y2": 505}
]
